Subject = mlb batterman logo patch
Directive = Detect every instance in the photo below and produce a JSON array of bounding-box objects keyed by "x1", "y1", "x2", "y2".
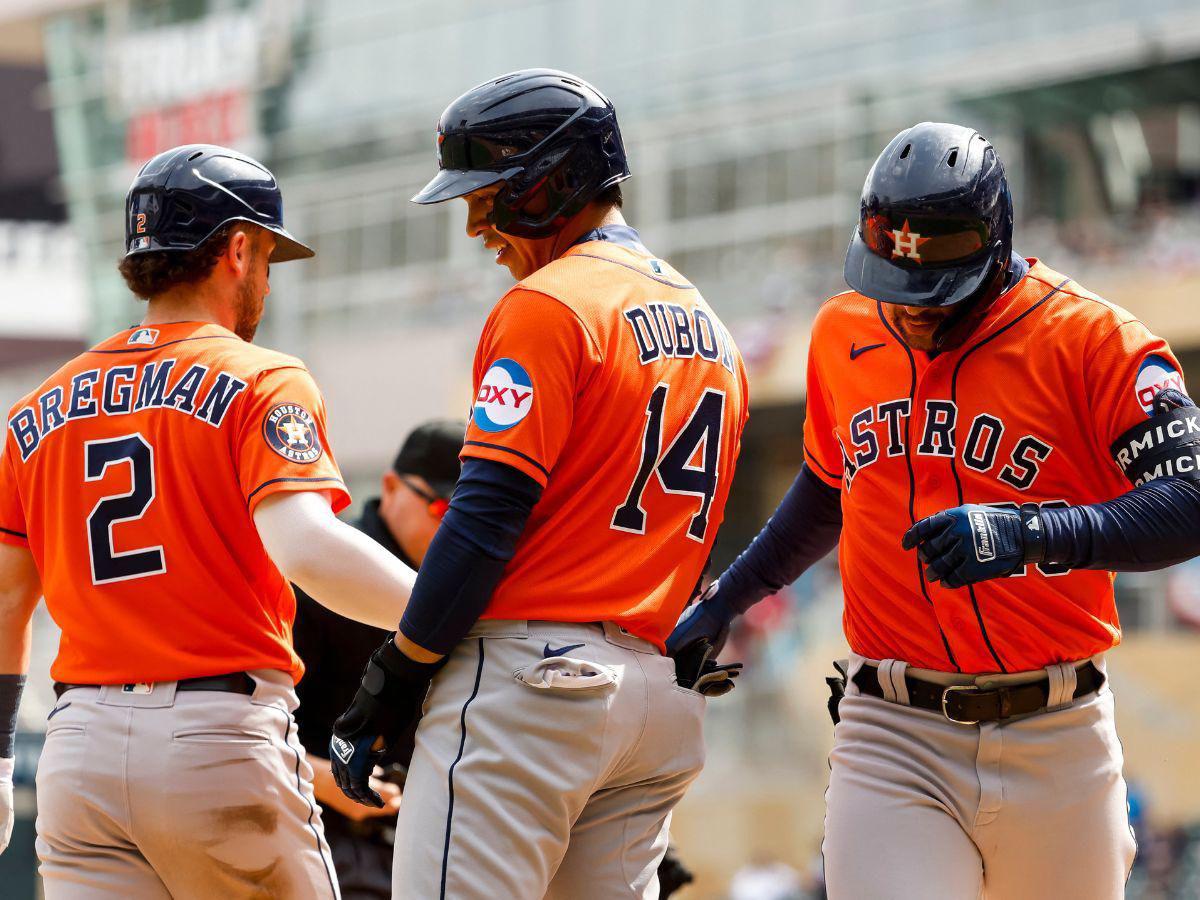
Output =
[
  {"x1": 263, "y1": 403, "x2": 323, "y2": 463},
  {"x1": 473, "y1": 358, "x2": 534, "y2": 432}
]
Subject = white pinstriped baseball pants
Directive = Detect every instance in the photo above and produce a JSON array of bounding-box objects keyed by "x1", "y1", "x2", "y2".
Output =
[
  {"x1": 822, "y1": 654, "x2": 1135, "y2": 899},
  {"x1": 393, "y1": 619, "x2": 706, "y2": 900}
]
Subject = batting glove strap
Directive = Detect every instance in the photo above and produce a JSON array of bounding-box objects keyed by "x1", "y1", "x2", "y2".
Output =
[{"x1": 1019, "y1": 502, "x2": 1046, "y2": 564}]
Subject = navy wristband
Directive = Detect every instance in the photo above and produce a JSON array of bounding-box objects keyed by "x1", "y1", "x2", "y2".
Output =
[{"x1": 0, "y1": 674, "x2": 26, "y2": 758}]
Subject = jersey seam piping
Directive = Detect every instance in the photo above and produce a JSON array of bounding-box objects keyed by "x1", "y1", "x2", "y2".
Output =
[
  {"x1": 805, "y1": 447, "x2": 842, "y2": 482},
  {"x1": 441, "y1": 638, "x2": 486, "y2": 899},
  {"x1": 245, "y1": 475, "x2": 347, "y2": 505},
  {"x1": 86, "y1": 335, "x2": 242, "y2": 355},
  {"x1": 876, "y1": 302, "x2": 961, "y2": 671},
  {"x1": 947, "y1": 277, "x2": 1070, "y2": 674},
  {"x1": 277, "y1": 706, "x2": 339, "y2": 899},
  {"x1": 462, "y1": 440, "x2": 551, "y2": 478},
  {"x1": 568, "y1": 252, "x2": 696, "y2": 290}
]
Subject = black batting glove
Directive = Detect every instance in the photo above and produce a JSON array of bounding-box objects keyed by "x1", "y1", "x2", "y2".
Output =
[
  {"x1": 902, "y1": 503, "x2": 1045, "y2": 589},
  {"x1": 330, "y1": 635, "x2": 442, "y2": 808},
  {"x1": 673, "y1": 637, "x2": 743, "y2": 697}
]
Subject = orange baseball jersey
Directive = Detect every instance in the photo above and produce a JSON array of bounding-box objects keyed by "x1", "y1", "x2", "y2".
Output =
[
  {"x1": 0, "y1": 321, "x2": 350, "y2": 685},
  {"x1": 462, "y1": 235, "x2": 749, "y2": 650},
  {"x1": 804, "y1": 258, "x2": 1183, "y2": 673}
]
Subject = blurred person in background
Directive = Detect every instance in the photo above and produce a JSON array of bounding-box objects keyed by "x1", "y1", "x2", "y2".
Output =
[
  {"x1": 670, "y1": 122, "x2": 1200, "y2": 898},
  {"x1": 293, "y1": 419, "x2": 463, "y2": 900}
]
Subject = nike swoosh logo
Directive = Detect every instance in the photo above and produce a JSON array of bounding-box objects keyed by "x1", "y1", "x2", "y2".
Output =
[
  {"x1": 543, "y1": 642, "x2": 586, "y2": 658},
  {"x1": 850, "y1": 342, "x2": 886, "y2": 360}
]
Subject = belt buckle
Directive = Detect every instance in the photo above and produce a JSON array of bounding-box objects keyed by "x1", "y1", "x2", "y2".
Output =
[{"x1": 941, "y1": 684, "x2": 981, "y2": 725}]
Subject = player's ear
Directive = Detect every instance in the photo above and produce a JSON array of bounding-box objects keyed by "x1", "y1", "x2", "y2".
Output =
[{"x1": 224, "y1": 228, "x2": 252, "y2": 277}]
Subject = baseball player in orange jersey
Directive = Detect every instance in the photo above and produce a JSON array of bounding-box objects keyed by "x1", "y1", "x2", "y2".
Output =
[
  {"x1": 671, "y1": 122, "x2": 1200, "y2": 898},
  {"x1": 0, "y1": 145, "x2": 422, "y2": 898},
  {"x1": 328, "y1": 70, "x2": 749, "y2": 899}
]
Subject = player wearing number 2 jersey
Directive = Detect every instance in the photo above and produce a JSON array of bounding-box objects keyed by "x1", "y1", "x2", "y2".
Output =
[
  {"x1": 329, "y1": 70, "x2": 748, "y2": 899},
  {"x1": 0, "y1": 145, "x2": 421, "y2": 898}
]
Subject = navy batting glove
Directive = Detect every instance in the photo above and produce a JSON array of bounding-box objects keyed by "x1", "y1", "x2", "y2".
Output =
[
  {"x1": 331, "y1": 636, "x2": 441, "y2": 808},
  {"x1": 666, "y1": 580, "x2": 736, "y2": 660},
  {"x1": 902, "y1": 503, "x2": 1045, "y2": 589}
]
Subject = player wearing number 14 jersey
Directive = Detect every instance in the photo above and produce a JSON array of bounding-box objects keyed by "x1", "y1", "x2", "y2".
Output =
[{"x1": 328, "y1": 70, "x2": 748, "y2": 899}]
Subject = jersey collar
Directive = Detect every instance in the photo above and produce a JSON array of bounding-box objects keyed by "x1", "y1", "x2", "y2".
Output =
[{"x1": 569, "y1": 224, "x2": 649, "y2": 255}]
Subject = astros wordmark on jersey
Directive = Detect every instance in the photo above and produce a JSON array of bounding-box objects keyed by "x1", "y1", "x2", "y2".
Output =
[
  {"x1": 0, "y1": 322, "x2": 350, "y2": 685},
  {"x1": 462, "y1": 236, "x2": 750, "y2": 650},
  {"x1": 805, "y1": 257, "x2": 1183, "y2": 673}
]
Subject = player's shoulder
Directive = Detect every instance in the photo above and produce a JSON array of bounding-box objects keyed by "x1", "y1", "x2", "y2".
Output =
[
  {"x1": 810, "y1": 289, "x2": 882, "y2": 344},
  {"x1": 1027, "y1": 259, "x2": 1139, "y2": 335},
  {"x1": 215, "y1": 340, "x2": 311, "y2": 382}
]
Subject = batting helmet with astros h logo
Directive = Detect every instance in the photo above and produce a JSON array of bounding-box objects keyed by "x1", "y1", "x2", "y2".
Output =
[
  {"x1": 411, "y1": 68, "x2": 630, "y2": 238},
  {"x1": 843, "y1": 122, "x2": 1014, "y2": 308},
  {"x1": 124, "y1": 144, "x2": 314, "y2": 263}
]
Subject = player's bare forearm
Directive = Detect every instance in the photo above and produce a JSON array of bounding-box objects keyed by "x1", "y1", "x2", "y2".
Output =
[
  {"x1": 0, "y1": 543, "x2": 40, "y2": 674},
  {"x1": 253, "y1": 491, "x2": 416, "y2": 630}
]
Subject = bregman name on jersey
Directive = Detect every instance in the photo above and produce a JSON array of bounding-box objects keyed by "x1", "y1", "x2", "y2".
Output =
[{"x1": 8, "y1": 360, "x2": 249, "y2": 462}]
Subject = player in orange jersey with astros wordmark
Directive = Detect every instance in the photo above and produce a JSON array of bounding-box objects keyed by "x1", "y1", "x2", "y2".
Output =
[
  {"x1": 0, "y1": 145, "x2": 420, "y2": 899},
  {"x1": 671, "y1": 123, "x2": 1200, "y2": 899},
  {"x1": 327, "y1": 70, "x2": 749, "y2": 899}
]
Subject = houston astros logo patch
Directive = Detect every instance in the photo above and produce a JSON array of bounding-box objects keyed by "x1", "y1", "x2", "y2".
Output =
[
  {"x1": 263, "y1": 403, "x2": 323, "y2": 463},
  {"x1": 474, "y1": 358, "x2": 534, "y2": 432}
]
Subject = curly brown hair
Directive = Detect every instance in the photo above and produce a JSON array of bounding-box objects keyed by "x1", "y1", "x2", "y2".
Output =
[{"x1": 117, "y1": 223, "x2": 238, "y2": 300}]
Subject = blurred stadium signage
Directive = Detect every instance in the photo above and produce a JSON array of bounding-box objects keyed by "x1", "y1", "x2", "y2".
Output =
[{"x1": 100, "y1": 4, "x2": 298, "y2": 164}]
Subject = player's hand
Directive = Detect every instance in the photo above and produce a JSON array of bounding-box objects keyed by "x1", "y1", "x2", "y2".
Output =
[
  {"x1": 666, "y1": 579, "x2": 736, "y2": 659},
  {"x1": 902, "y1": 503, "x2": 1041, "y2": 588},
  {"x1": 673, "y1": 638, "x2": 743, "y2": 696},
  {"x1": 0, "y1": 756, "x2": 13, "y2": 855},
  {"x1": 1152, "y1": 387, "x2": 1196, "y2": 414},
  {"x1": 330, "y1": 635, "x2": 440, "y2": 808}
]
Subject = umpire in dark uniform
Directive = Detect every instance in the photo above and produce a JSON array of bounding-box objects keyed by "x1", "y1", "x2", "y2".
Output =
[{"x1": 293, "y1": 420, "x2": 464, "y2": 899}]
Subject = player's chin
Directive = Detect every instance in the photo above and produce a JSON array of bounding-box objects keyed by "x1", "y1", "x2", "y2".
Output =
[{"x1": 496, "y1": 245, "x2": 531, "y2": 280}]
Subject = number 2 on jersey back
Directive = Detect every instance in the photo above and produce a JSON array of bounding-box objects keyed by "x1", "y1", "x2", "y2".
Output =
[
  {"x1": 612, "y1": 383, "x2": 726, "y2": 542},
  {"x1": 85, "y1": 433, "x2": 166, "y2": 585}
]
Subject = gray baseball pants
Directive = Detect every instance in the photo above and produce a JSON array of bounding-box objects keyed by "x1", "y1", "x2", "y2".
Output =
[
  {"x1": 35, "y1": 670, "x2": 339, "y2": 899},
  {"x1": 393, "y1": 619, "x2": 707, "y2": 900},
  {"x1": 823, "y1": 653, "x2": 1136, "y2": 900}
]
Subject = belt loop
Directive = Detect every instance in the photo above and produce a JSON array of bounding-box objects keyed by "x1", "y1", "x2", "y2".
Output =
[
  {"x1": 1044, "y1": 662, "x2": 1077, "y2": 709},
  {"x1": 877, "y1": 659, "x2": 908, "y2": 705}
]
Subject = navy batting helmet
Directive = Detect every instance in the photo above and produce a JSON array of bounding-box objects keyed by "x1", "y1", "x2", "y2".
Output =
[
  {"x1": 843, "y1": 122, "x2": 1013, "y2": 307},
  {"x1": 125, "y1": 144, "x2": 313, "y2": 263},
  {"x1": 411, "y1": 69, "x2": 630, "y2": 238}
]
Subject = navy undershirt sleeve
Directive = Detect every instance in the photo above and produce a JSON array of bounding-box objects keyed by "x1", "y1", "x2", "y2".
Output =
[
  {"x1": 718, "y1": 464, "x2": 843, "y2": 615},
  {"x1": 397, "y1": 457, "x2": 542, "y2": 655},
  {"x1": 1041, "y1": 477, "x2": 1200, "y2": 571}
]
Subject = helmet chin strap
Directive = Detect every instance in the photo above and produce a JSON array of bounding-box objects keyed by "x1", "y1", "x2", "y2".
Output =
[{"x1": 930, "y1": 252, "x2": 1011, "y2": 351}]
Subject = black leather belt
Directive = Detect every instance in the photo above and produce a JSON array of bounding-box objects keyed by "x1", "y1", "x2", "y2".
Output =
[
  {"x1": 53, "y1": 672, "x2": 255, "y2": 700},
  {"x1": 852, "y1": 661, "x2": 1104, "y2": 725}
]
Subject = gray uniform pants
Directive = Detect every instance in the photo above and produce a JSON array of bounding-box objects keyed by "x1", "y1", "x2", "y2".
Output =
[
  {"x1": 36, "y1": 670, "x2": 339, "y2": 899},
  {"x1": 823, "y1": 654, "x2": 1136, "y2": 900},
  {"x1": 394, "y1": 620, "x2": 707, "y2": 900}
]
